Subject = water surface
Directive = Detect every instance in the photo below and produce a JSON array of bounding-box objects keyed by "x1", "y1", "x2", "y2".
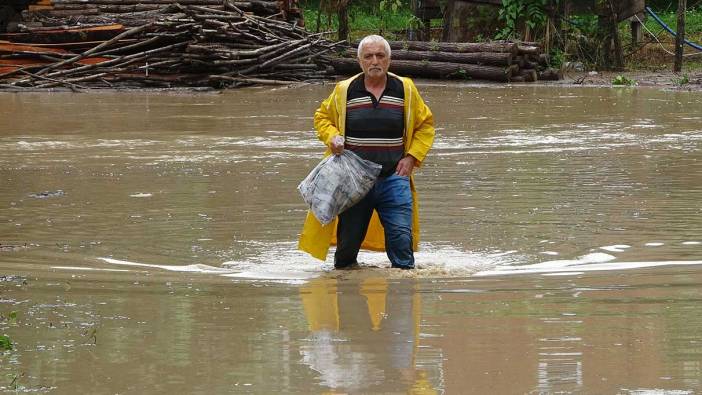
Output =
[{"x1": 1, "y1": 83, "x2": 701, "y2": 393}]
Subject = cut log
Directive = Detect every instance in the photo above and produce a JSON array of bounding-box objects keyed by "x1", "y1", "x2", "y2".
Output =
[
  {"x1": 523, "y1": 59, "x2": 539, "y2": 69},
  {"x1": 53, "y1": 4, "x2": 100, "y2": 10},
  {"x1": 516, "y1": 45, "x2": 540, "y2": 55},
  {"x1": 96, "y1": 4, "x2": 225, "y2": 12},
  {"x1": 0, "y1": 42, "x2": 73, "y2": 56},
  {"x1": 54, "y1": 0, "x2": 223, "y2": 4},
  {"x1": 538, "y1": 68, "x2": 563, "y2": 81},
  {"x1": 38, "y1": 8, "x2": 101, "y2": 16},
  {"x1": 538, "y1": 53, "x2": 549, "y2": 66},
  {"x1": 517, "y1": 68, "x2": 537, "y2": 82},
  {"x1": 0, "y1": 24, "x2": 124, "y2": 44},
  {"x1": 4, "y1": 1, "x2": 550, "y2": 89},
  {"x1": 380, "y1": 40, "x2": 518, "y2": 54},
  {"x1": 328, "y1": 57, "x2": 511, "y2": 82},
  {"x1": 345, "y1": 48, "x2": 513, "y2": 66}
]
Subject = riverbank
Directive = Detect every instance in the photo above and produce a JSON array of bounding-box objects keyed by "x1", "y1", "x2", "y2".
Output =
[
  {"x1": 2, "y1": 69, "x2": 701, "y2": 93},
  {"x1": 548, "y1": 69, "x2": 702, "y2": 91}
]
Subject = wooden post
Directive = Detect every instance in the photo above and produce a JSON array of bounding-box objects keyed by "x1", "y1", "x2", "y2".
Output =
[
  {"x1": 630, "y1": 14, "x2": 643, "y2": 46},
  {"x1": 674, "y1": 0, "x2": 686, "y2": 72}
]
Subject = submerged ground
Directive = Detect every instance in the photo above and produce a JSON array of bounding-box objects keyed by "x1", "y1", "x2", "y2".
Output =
[{"x1": 1, "y1": 82, "x2": 701, "y2": 393}]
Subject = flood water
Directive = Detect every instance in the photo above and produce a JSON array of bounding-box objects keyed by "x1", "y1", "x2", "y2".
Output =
[{"x1": 1, "y1": 83, "x2": 701, "y2": 393}]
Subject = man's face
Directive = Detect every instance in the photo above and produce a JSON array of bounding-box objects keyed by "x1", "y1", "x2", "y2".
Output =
[{"x1": 358, "y1": 41, "x2": 390, "y2": 79}]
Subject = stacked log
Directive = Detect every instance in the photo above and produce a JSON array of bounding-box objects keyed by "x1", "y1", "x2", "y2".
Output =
[
  {"x1": 327, "y1": 40, "x2": 561, "y2": 82},
  {"x1": 17, "y1": 0, "x2": 304, "y2": 31},
  {"x1": 0, "y1": 2, "x2": 339, "y2": 90},
  {"x1": 24, "y1": 0, "x2": 283, "y2": 20},
  {"x1": 1, "y1": 0, "x2": 562, "y2": 88}
]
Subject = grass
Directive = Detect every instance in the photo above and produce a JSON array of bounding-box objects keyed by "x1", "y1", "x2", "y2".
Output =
[
  {"x1": 625, "y1": 7, "x2": 702, "y2": 71},
  {"x1": 643, "y1": 6, "x2": 702, "y2": 43}
]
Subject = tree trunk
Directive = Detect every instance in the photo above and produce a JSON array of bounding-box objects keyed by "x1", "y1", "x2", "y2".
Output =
[
  {"x1": 538, "y1": 68, "x2": 562, "y2": 80},
  {"x1": 674, "y1": 0, "x2": 686, "y2": 72},
  {"x1": 441, "y1": 0, "x2": 455, "y2": 42},
  {"x1": 442, "y1": 1, "x2": 473, "y2": 42},
  {"x1": 559, "y1": 0, "x2": 569, "y2": 57},
  {"x1": 608, "y1": 1, "x2": 623, "y2": 70},
  {"x1": 337, "y1": 0, "x2": 349, "y2": 43}
]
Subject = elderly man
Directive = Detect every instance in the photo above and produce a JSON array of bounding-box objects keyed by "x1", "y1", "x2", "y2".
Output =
[{"x1": 299, "y1": 34, "x2": 435, "y2": 270}]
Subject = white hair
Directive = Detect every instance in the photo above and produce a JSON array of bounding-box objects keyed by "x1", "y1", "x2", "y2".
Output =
[{"x1": 357, "y1": 35, "x2": 391, "y2": 59}]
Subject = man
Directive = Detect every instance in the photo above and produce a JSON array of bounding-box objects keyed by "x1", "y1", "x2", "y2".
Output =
[{"x1": 299, "y1": 34, "x2": 435, "y2": 270}]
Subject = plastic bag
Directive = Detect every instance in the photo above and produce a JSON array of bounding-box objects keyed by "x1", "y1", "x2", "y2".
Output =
[{"x1": 298, "y1": 150, "x2": 382, "y2": 225}]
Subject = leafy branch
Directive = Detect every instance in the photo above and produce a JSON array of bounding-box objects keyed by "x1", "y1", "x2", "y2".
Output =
[{"x1": 497, "y1": 0, "x2": 552, "y2": 40}]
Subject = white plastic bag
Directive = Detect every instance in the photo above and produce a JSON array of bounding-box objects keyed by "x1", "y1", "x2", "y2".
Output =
[{"x1": 298, "y1": 150, "x2": 382, "y2": 225}]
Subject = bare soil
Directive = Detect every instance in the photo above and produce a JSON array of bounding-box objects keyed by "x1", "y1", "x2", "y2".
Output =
[{"x1": 550, "y1": 69, "x2": 702, "y2": 91}]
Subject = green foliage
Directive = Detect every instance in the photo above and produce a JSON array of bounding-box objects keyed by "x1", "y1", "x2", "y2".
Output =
[
  {"x1": 452, "y1": 68, "x2": 472, "y2": 80},
  {"x1": 612, "y1": 75, "x2": 636, "y2": 86},
  {"x1": 672, "y1": 74, "x2": 690, "y2": 85},
  {"x1": 562, "y1": 14, "x2": 614, "y2": 69},
  {"x1": 548, "y1": 47, "x2": 565, "y2": 68},
  {"x1": 0, "y1": 335, "x2": 12, "y2": 351},
  {"x1": 301, "y1": 0, "x2": 416, "y2": 39},
  {"x1": 406, "y1": 14, "x2": 425, "y2": 32},
  {"x1": 379, "y1": 0, "x2": 403, "y2": 33},
  {"x1": 497, "y1": 0, "x2": 550, "y2": 40},
  {"x1": 379, "y1": 0, "x2": 402, "y2": 13},
  {"x1": 643, "y1": 8, "x2": 702, "y2": 40}
]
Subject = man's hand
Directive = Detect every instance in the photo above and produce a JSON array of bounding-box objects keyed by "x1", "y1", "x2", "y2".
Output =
[
  {"x1": 330, "y1": 135, "x2": 344, "y2": 155},
  {"x1": 395, "y1": 155, "x2": 417, "y2": 177}
]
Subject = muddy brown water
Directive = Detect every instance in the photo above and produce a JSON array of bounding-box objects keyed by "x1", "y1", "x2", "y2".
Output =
[{"x1": 1, "y1": 83, "x2": 701, "y2": 393}]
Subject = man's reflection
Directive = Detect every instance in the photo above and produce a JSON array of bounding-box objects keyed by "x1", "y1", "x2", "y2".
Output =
[{"x1": 299, "y1": 277, "x2": 437, "y2": 394}]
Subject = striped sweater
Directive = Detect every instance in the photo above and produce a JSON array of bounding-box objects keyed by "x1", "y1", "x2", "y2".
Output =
[{"x1": 345, "y1": 75, "x2": 405, "y2": 177}]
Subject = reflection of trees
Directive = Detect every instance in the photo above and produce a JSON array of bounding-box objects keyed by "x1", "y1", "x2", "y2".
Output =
[{"x1": 299, "y1": 277, "x2": 438, "y2": 394}]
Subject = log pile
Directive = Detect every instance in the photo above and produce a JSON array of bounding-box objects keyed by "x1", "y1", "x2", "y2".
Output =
[
  {"x1": 21, "y1": 0, "x2": 302, "y2": 27},
  {"x1": 0, "y1": 0, "x2": 561, "y2": 89},
  {"x1": 327, "y1": 40, "x2": 561, "y2": 82},
  {"x1": 0, "y1": 2, "x2": 341, "y2": 89}
]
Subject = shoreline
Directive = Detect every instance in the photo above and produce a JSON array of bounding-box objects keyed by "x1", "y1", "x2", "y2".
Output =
[
  {"x1": 545, "y1": 70, "x2": 702, "y2": 91},
  {"x1": 1, "y1": 70, "x2": 701, "y2": 93}
]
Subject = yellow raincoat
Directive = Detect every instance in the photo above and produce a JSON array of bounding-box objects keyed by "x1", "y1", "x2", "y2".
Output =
[{"x1": 298, "y1": 72, "x2": 435, "y2": 260}]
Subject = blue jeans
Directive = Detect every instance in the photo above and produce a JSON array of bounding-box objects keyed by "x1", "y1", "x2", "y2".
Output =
[{"x1": 335, "y1": 173, "x2": 414, "y2": 269}]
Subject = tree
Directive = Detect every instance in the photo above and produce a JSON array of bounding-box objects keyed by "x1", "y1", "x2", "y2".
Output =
[{"x1": 338, "y1": 0, "x2": 350, "y2": 42}]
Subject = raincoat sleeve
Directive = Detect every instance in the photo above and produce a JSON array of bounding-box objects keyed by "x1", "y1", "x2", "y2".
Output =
[
  {"x1": 405, "y1": 79, "x2": 435, "y2": 166},
  {"x1": 313, "y1": 85, "x2": 342, "y2": 148}
]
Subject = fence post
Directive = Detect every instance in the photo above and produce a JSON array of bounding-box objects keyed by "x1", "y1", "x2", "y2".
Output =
[{"x1": 674, "y1": 0, "x2": 686, "y2": 72}]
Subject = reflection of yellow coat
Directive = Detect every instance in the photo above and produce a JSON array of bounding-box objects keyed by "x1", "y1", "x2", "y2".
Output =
[{"x1": 299, "y1": 72, "x2": 435, "y2": 261}]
